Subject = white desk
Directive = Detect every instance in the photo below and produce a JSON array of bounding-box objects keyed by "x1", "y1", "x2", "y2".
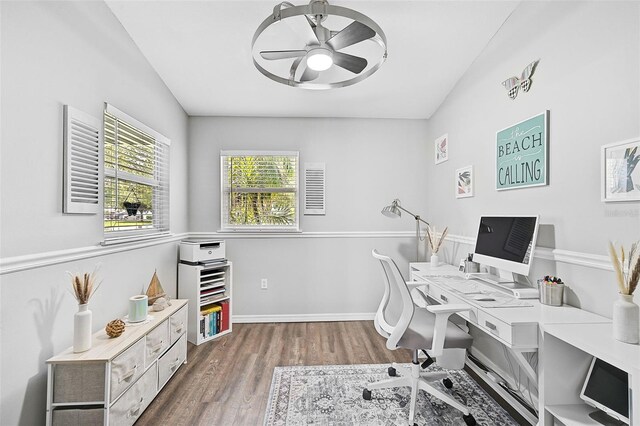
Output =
[
  {"x1": 409, "y1": 262, "x2": 611, "y2": 397},
  {"x1": 541, "y1": 323, "x2": 640, "y2": 425}
]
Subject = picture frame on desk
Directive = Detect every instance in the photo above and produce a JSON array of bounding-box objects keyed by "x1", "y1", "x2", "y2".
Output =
[{"x1": 601, "y1": 137, "x2": 640, "y2": 202}]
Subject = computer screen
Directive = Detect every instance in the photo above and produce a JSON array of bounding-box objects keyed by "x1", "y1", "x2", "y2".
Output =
[
  {"x1": 472, "y1": 215, "x2": 539, "y2": 276},
  {"x1": 580, "y1": 357, "x2": 629, "y2": 423}
]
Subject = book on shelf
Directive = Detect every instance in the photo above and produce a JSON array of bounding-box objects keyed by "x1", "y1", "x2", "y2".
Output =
[{"x1": 220, "y1": 300, "x2": 230, "y2": 332}]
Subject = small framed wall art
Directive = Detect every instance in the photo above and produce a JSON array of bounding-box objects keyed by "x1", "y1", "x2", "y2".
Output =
[
  {"x1": 456, "y1": 166, "x2": 474, "y2": 198},
  {"x1": 434, "y1": 134, "x2": 448, "y2": 164},
  {"x1": 601, "y1": 137, "x2": 640, "y2": 202},
  {"x1": 496, "y1": 111, "x2": 548, "y2": 190}
]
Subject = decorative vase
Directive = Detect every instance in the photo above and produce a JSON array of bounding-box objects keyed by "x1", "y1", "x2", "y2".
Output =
[
  {"x1": 73, "y1": 304, "x2": 92, "y2": 353},
  {"x1": 430, "y1": 253, "x2": 439, "y2": 268},
  {"x1": 613, "y1": 294, "x2": 639, "y2": 344}
]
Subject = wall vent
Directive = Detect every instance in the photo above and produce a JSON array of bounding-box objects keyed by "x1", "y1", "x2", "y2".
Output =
[
  {"x1": 63, "y1": 105, "x2": 102, "y2": 214},
  {"x1": 304, "y1": 163, "x2": 325, "y2": 215}
]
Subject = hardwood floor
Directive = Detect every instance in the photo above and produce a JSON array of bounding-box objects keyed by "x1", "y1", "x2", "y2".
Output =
[{"x1": 138, "y1": 321, "x2": 412, "y2": 425}]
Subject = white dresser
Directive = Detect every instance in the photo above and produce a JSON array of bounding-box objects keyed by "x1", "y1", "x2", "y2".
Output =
[{"x1": 46, "y1": 299, "x2": 188, "y2": 426}]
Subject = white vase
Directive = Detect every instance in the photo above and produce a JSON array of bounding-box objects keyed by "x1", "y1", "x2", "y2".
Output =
[
  {"x1": 73, "y1": 304, "x2": 92, "y2": 353},
  {"x1": 613, "y1": 294, "x2": 639, "y2": 344},
  {"x1": 430, "y1": 254, "x2": 439, "y2": 268}
]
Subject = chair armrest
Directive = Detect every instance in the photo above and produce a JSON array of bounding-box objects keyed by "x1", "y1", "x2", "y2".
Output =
[
  {"x1": 426, "y1": 304, "x2": 471, "y2": 357},
  {"x1": 426, "y1": 304, "x2": 471, "y2": 315}
]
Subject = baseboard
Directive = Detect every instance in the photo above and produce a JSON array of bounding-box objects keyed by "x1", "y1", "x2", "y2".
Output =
[{"x1": 233, "y1": 312, "x2": 375, "y2": 323}]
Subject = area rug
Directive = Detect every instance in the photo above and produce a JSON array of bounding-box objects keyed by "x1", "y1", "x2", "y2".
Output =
[{"x1": 264, "y1": 364, "x2": 518, "y2": 425}]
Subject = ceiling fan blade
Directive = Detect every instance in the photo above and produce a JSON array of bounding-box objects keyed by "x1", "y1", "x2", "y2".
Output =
[
  {"x1": 260, "y1": 50, "x2": 307, "y2": 60},
  {"x1": 327, "y1": 21, "x2": 375, "y2": 51},
  {"x1": 333, "y1": 52, "x2": 368, "y2": 74},
  {"x1": 300, "y1": 65, "x2": 319, "y2": 82},
  {"x1": 290, "y1": 57, "x2": 304, "y2": 80}
]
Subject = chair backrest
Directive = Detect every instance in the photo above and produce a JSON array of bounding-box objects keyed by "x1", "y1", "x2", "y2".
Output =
[{"x1": 372, "y1": 249, "x2": 415, "y2": 349}]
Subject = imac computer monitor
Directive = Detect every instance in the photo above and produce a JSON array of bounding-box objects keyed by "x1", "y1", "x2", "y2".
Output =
[
  {"x1": 472, "y1": 215, "x2": 539, "y2": 277},
  {"x1": 580, "y1": 357, "x2": 629, "y2": 424}
]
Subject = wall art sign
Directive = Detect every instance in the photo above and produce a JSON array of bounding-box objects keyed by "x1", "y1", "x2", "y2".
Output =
[
  {"x1": 456, "y1": 165, "x2": 474, "y2": 198},
  {"x1": 496, "y1": 111, "x2": 548, "y2": 190},
  {"x1": 601, "y1": 137, "x2": 640, "y2": 202},
  {"x1": 434, "y1": 134, "x2": 448, "y2": 164}
]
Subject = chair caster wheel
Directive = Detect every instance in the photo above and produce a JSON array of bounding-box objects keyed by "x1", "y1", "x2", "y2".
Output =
[
  {"x1": 443, "y1": 378, "x2": 453, "y2": 389},
  {"x1": 463, "y1": 413, "x2": 476, "y2": 426},
  {"x1": 362, "y1": 389, "x2": 372, "y2": 400},
  {"x1": 388, "y1": 367, "x2": 397, "y2": 376}
]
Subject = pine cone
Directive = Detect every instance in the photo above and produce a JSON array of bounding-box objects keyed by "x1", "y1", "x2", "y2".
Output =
[{"x1": 106, "y1": 319, "x2": 125, "y2": 338}]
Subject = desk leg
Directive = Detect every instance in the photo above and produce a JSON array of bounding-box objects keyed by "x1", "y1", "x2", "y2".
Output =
[{"x1": 510, "y1": 349, "x2": 538, "y2": 386}]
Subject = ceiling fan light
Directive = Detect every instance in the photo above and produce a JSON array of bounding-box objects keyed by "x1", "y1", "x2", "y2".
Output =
[{"x1": 307, "y1": 50, "x2": 333, "y2": 71}]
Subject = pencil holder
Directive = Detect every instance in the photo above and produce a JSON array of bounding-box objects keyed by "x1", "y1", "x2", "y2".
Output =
[{"x1": 538, "y1": 280, "x2": 564, "y2": 306}]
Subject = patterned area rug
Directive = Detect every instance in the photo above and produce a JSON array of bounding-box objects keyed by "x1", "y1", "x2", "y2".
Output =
[{"x1": 264, "y1": 364, "x2": 518, "y2": 425}]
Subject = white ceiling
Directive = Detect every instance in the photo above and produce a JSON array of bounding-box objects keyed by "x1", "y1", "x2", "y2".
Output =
[{"x1": 107, "y1": 1, "x2": 519, "y2": 119}]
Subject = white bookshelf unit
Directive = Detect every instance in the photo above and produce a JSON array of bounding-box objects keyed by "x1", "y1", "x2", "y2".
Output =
[{"x1": 178, "y1": 261, "x2": 232, "y2": 345}]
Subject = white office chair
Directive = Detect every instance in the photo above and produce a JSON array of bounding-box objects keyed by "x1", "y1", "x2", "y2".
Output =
[{"x1": 364, "y1": 249, "x2": 476, "y2": 426}]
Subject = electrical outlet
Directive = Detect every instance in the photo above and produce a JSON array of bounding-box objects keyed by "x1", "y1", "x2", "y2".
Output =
[{"x1": 261, "y1": 278, "x2": 268, "y2": 289}]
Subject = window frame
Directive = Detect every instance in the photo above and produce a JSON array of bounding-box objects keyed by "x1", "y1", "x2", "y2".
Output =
[
  {"x1": 102, "y1": 103, "x2": 171, "y2": 245},
  {"x1": 220, "y1": 150, "x2": 300, "y2": 232}
]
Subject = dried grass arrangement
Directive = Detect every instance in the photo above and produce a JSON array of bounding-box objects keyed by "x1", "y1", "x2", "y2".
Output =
[
  {"x1": 608, "y1": 241, "x2": 640, "y2": 296},
  {"x1": 426, "y1": 225, "x2": 449, "y2": 254},
  {"x1": 68, "y1": 267, "x2": 102, "y2": 305}
]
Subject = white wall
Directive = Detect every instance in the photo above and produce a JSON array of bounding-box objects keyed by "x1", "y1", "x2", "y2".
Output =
[
  {"x1": 189, "y1": 117, "x2": 430, "y2": 318},
  {"x1": 0, "y1": 2, "x2": 188, "y2": 424},
  {"x1": 423, "y1": 0, "x2": 640, "y2": 401}
]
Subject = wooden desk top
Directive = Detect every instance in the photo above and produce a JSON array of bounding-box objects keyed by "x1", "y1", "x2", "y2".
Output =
[{"x1": 47, "y1": 299, "x2": 187, "y2": 364}]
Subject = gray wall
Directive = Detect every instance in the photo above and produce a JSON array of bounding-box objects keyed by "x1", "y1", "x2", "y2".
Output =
[
  {"x1": 189, "y1": 117, "x2": 430, "y2": 318},
  {"x1": 0, "y1": 2, "x2": 188, "y2": 424},
  {"x1": 423, "y1": 0, "x2": 640, "y2": 398}
]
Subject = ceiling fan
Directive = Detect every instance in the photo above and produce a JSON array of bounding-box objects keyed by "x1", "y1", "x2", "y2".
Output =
[{"x1": 252, "y1": 0, "x2": 387, "y2": 89}]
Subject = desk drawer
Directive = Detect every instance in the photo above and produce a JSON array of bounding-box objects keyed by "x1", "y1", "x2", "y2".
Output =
[
  {"x1": 427, "y1": 285, "x2": 478, "y2": 323},
  {"x1": 477, "y1": 311, "x2": 537, "y2": 347}
]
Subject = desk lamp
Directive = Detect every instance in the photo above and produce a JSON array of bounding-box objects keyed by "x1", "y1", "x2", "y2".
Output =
[{"x1": 381, "y1": 199, "x2": 429, "y2": 261}]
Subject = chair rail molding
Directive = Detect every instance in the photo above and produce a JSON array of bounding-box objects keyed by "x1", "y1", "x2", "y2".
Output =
[{"x1": 0, "y1": 233, "x2": 187, "y2": 275}]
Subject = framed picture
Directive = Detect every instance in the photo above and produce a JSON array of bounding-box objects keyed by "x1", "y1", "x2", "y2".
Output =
[
  {"x1": 496, "y1": 111, "x2": 548, "y2": 190},
  {"x1": 456, "y1": 166, "x2": 474, "y2": 198},
  {"x1": 601, "y1": 137, "x2": 640, "y2": 202},
  {"x1": 435, "y1": 134, "x2": 448, "y2": 164}
]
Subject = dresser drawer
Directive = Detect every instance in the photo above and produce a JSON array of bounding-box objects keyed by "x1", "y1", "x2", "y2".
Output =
[
  {"x1": 145, "y1": 319, "x2": 169, "y2": 368},
  {"x1": 170, "y1": 306, "x2": 187, "y2": 345},
  {"x1": 52, "y1": 407, "x2": 104, "y2": 425},
  {"x1": 427, "y1": 285, "x2": 478, "y2": 323},
  {"x1": 110, "y1": 338, "x2": 145, "y2": 402},
  {"x1": 158, "y1": 334, "x2": 187, "y2": 390},
  {"x1": 109, "y1": 363, "x2": 157, "y2": 426}
]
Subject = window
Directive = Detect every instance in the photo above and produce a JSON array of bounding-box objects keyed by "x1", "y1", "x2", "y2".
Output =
[
  {"x1": 221, "y1": 151, "x2": 299, "y2": 231},
  {"x1": 103, "y1": 104, "x2": 170, "y2": 242}
]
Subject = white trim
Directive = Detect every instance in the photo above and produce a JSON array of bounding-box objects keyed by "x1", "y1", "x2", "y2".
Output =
[
  {"x1": 233, "y1": 312, "x2": 375, "y2": 323},
  {"x1": 193, "y1": 231, "x2": 415, "y2": 239},
  {"x1": 0, "y1": 233, "x2": 187, "y2": 275},
  {"x1": 440, "y1": 233, "x2": 612, "y2": 271},
  {"x1": 220, "y1": 150, "x2": 297, "y2": 157},
  {"x1": 0, "y1": 230, "x2": 613, "y2": 276},
  {"x1": 104, "y1": 103, "x2": 170, "y2": 146}
]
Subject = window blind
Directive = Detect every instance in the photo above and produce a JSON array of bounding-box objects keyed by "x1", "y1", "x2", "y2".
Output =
[
  {"x1": 220, "y1": 151, "x2": 299, "y2": 231},
  {"x1": 103, "y1": 105, "x2": 170, "y2": 242}
]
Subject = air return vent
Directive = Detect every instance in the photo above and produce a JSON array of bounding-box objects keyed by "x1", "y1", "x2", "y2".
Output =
[
  {"x1": 63, "y1": 105, "x2": 102, "y2": 214},
  {"x1": 304, "y1": 163, "x2": 325, "y2": 215}
]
